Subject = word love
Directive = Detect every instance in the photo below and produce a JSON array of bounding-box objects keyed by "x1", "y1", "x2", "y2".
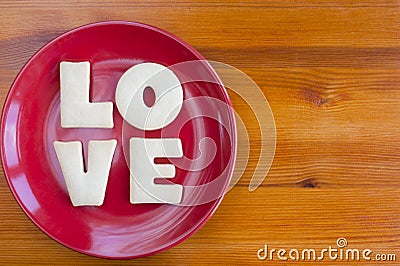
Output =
[{"x1": 53, "y1": 61, "x2": 184, "y2": 206}]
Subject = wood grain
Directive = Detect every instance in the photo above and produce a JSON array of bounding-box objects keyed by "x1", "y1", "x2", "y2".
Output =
[{"x1": 1, "y1": 1, "x2": 399, "y2": 264}]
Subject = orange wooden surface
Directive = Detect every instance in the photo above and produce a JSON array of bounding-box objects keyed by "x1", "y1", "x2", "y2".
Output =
[{"x1": 1, "y1": 1, "x2": 399, "y2": 264}]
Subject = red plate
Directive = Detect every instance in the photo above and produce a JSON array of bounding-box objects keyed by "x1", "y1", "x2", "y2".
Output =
[{"x1": 1, "y1": 21, "x2": 236, "y2": 259}]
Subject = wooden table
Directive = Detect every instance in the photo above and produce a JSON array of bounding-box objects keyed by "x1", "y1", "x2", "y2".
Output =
[{"x1": 1, "y1": 1, "x2": 399, "y2": 264}]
